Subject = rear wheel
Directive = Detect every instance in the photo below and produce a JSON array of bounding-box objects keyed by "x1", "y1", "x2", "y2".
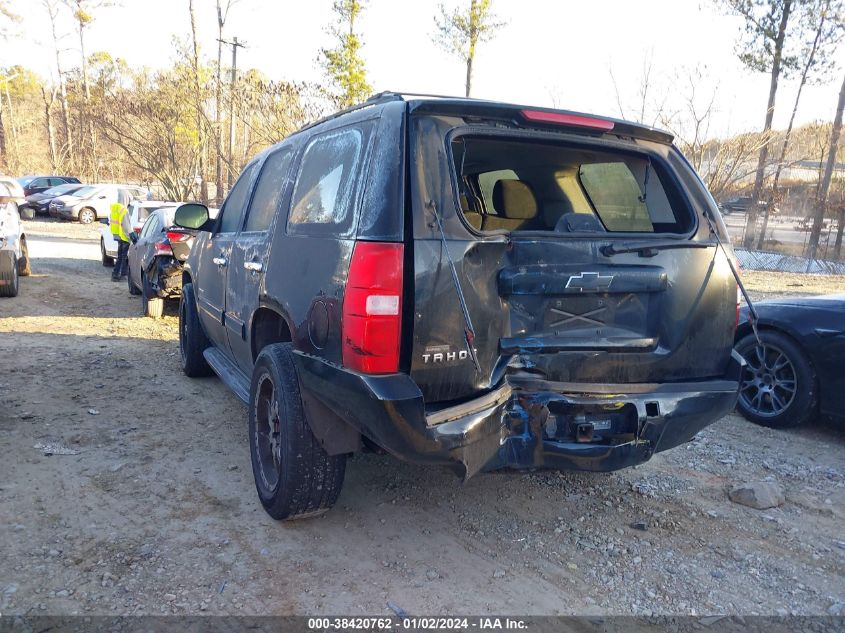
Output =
[
  {"x1": 127, "y1": 262, "x2": 141, "y2": 295},
  {"x1": 17, "y1": 238, "x2": 30, "y2": 276},
  {"x1": 0, "y1": 251, "x2": 19, "y2": 297},
  {"x1": 101, "y1": 238, "x2": 114, "y2": 267},
  {"x1": 735, "y1": 330, "x2": 817, "y2": 428},
  {"x1": 78, "y1": 207, "x2": 96, "y2": 224},
  {"x1": 249, "y1": 343, "x2": 346, "y2": 520},
  {"x1": 141, "y1": 271, "x2": 163, "y2": 318},
  {"x1": 179, "y1": 282, "x2": 213, "y2": 377}
]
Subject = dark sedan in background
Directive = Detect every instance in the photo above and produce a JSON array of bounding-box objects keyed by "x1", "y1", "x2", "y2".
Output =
[
  {"x1": 17, "y1": 175, "x2": 81, "y2": 197},
  {"x1": 735, "y1": 294, "x2": 845, "y2": 428}
]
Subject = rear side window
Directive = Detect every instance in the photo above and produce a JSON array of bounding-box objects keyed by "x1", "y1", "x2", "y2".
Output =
[
  {"x1": 244, "y1": 147, "x2": 294, "y2": 232},
  {"x1": 288, "y1": 127, "x2": 365, "y2": 236},
  {"x1": 451, "y1": 136, "x2": 693, "y2": 235}
]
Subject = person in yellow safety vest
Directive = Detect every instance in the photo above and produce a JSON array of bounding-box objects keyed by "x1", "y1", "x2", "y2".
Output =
[{"x1": 110, "y1": 190, "x2": 134, "y2": 281}]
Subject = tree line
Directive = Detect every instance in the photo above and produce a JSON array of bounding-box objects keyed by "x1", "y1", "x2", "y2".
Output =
[{"x1": 0, "y1": 0, "x2": 844, "y2": 259}]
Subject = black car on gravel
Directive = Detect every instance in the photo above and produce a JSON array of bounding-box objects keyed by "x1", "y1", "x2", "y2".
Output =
[
  {"x1": 735, "y1": 295, "x2": 845, "y2": 428},
  {"x1": 173, "y1": 92, "x2": 744, "y2": 521}
]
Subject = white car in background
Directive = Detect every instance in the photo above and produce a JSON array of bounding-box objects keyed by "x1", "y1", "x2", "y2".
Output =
[
  {"x1": 0, "y1": 176, "x2": 25, "y2": 204},
  {"x1": 100, "y1": 200, "x2": 179, "y2": 266},
  {"x1": 0, "y1": 181, "x2": 31, "y2": 297},
  {"x1": 49, "y1": 184, "x2": 150, "y2": 224}
]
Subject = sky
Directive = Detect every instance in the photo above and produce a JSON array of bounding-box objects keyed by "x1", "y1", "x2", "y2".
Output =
[{"x1": 2, "y1": 0, "x2": 843, "y2": 139}]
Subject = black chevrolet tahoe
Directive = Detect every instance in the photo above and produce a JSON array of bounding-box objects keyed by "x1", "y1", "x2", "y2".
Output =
[{"x1": 174, "y1": 92, "x2": 744, "y2": 520}]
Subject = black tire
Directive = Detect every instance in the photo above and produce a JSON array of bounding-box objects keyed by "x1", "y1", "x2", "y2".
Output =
[
  {"x1": 19, "y1": 206, "x2": 35, "y2": 221},
  {"x1": 249, "y1": 343, "x2": 346, "y2": 520},
  {"x1": 179, "y1": 282, "x2": 213, "y2": 377},
  {"x1": 735, "y1": 330, "x2": 818, "y2": 429},
  {"x1": 101, "y1": 238, "x2": 115, "y2": 267},
  {"x1": 17, "y1": 238, "x2": 31, "y2": 276},
  {"x1": 141, "y1": 271, "x2": 163, "y2": 318},
  {"x1": 78, "y1": 207, "x2": 96, "y2": 224},
  {"x1": 127, "y1": 262, "x2": 141, "y2": 295},
  {"x1": 0, "y1": 251, "x2": 19, "y2": 297}
]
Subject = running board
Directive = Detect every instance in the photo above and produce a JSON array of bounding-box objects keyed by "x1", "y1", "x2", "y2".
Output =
[{"x1": 203, "y1": 347, "x2": 250, "y2": 404}]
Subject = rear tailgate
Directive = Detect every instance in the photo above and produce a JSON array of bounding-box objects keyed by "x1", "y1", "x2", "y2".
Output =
[{"x1": 407, "y1": 111, "x2": 737, "y2": 405}]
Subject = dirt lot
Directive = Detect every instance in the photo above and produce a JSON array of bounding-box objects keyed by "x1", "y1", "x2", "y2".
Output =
[{"x1": 1, "y1": 220, "x2": 844, "y2": 617}]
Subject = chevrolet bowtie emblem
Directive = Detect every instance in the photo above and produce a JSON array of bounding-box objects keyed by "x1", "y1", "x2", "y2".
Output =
[{"x1": 565, "y1": 272, "x2": 614, "y2": 292}]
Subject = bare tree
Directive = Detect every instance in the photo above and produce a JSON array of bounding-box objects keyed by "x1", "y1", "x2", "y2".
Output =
[
  {"x1": 433, "y1": 0, "x2": 505, "y2": 97},
  {"x1": 40, "y1": 83, "x2": 58, "y2": 169},
  {"x1": 758, "y1": 0, "x2": 845, "y2": 247},
  {"x1": 43, "y1": 0, "x2": 73, "y2": 169},
  {"x1": 724, "y1": 0, "x2": 800, "y2": 247},
  {"x1": 807, "y1": 69, "x2": 845, "y2": 258}
]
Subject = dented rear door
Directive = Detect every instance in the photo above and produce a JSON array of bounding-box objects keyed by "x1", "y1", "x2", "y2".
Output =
[{"x1": 407, "y1": 112, "x2": 737, "y2": 405}]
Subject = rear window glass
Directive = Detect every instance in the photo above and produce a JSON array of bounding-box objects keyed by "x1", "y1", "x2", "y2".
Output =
[
  {"x1": 451, "y1": 136, "x2": 692, "y2": 234},
  {"x1": 288, "y1": 126, "x2": 365, "y2": 236}
]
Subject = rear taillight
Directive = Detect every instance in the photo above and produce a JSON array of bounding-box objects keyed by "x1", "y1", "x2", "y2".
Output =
[
  {"x1": 154, "y1": 240, "x2": 173, "y2": 257},
  {"x1": 342, "y1": 242, "x2": 404, "y2": 374},
  {"x1": 132, "y1": 225, "x2": 143, "y2": 233},
  {"x1": 520, "y1": 109, "x2": 615, "y2": 131},
  {"x1": 166, "y1": 230, "x2": 191, "y2": 243}
]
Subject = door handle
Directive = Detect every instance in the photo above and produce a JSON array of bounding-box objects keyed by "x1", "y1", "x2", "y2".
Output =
[
  {"x1": 212, "y1": 256, "x2": 228, "y2": 267},
  {"x1": 243, "y1": 261, "x2": 263, "y2": 273}
]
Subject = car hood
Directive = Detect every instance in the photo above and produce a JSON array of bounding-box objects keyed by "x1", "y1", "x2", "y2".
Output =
[
  {"x1": 51, "y1": 195, "x2": 83, "y2": 204},
  {"x1": 749, "y1": 293, "x2": 845, "y2": 310}
]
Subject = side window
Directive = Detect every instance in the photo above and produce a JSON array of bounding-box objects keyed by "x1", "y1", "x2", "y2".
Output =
[
  {"x1": 244, "y1": 148, "x2": 293, "y2": 232},
  {"x1": 288, "y1": 126, "x2": 365, "y2": 236},
  {"x1": 140, "y1": 216, "x2": 158, "y2": 237},
  {"x1": 579, "y1": 162, "x2": 675, "y2": 233},
  {"x1": 31, "y1": 178, "x2": 48, "y2": 189},
  {"x1": 48, "y1": 178, "x2": 64, "y2": 187},
  {"x1": 218, "y1": 163, "x2": 257, "y2": 233}
]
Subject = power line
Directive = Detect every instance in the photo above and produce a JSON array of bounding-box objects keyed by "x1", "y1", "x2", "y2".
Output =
[{"x1": 218, "y1": 36, "x2": 247, "y2": 191}]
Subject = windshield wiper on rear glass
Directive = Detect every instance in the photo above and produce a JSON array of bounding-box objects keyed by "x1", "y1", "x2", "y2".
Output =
[
  {"x1": 601, "y1": 240, "x2": 713, "y2": 256},
  {"x1": 427, "y1": 198, "x2": 482, "y2": 374}
]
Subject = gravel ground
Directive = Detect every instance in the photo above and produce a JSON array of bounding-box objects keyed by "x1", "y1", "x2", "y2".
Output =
[{"x1": 1, "y1": 219, "x2": 843, "y2": 617}]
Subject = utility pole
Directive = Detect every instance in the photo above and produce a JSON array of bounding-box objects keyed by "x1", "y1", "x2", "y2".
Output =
[{"x1": 218, "y1": 36, "x2": 246, "y2": 194}]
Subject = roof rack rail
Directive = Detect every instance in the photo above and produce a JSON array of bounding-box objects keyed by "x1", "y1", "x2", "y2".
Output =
[{"x1": 366, "y1": 91, "x2": 475, "y2": 102}]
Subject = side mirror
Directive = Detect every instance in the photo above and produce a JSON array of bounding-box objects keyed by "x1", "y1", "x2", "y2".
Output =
[{"x1": 175, "y1": 203, "x2": 210, "y2": 230}]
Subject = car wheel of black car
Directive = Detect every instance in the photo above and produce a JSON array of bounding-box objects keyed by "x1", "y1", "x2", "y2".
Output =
[
  {"x1": 179, "y1": 282, "x2": 213, "y2": 377},
  {"x1": 248, "y1": 343, "x2": 346, "y2": 521},
  {"x1": 141, "y1": 271, "x2": 163, "y2": 318},
  {"x1": 18, "y1": 238, "x2": 31, "y2": 277},
  {"x1": 0, "y1": 251, "x2": 19, "y2": 297},
  {"x1": 101, "y1": 238, "x2": 114, "y2": 267},
  {"x1": 78, "y1": 207, "x2": 96, "y2": 224},
  {"x1": 19, "y1": 206, "x2": 35, "y2": 221},
  {"x1": 735, "y1": 330, "x2": 818, "y2": 428}
]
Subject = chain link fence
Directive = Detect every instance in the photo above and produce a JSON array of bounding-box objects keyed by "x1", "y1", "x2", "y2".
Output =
[{"x1": 735, "y1": 247, "x2": 845, "y2": 275}]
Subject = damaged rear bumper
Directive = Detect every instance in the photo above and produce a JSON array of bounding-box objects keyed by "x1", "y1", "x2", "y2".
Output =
[{"x1": 294, "y1": 350, "x2": 744, "y2": 479}]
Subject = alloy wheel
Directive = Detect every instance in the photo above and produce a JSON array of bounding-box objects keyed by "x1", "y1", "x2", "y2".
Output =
[
  {"x1": 253, "y1": 373, "x2": 282, "y2": 494},
  {"x1": 739, "y1": 342, "x2": 797, "y2": 418}
]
